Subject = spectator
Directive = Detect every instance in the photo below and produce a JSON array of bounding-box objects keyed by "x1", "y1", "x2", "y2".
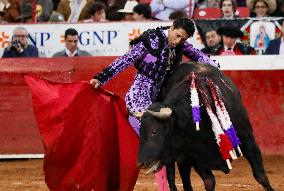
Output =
[
  {"x1": 220, "y1": 0, "x2": 240, "y2": 19},
  {"x1": 56, "y1": 0, "x2": 95, "y2": 22},
  {"x1": 247, "y1": 0, "x2": 276, "y2": 17},
  {"x1": 132, "y1": 3, "x2": 152, "y2": 21},
  {"x1": 150, "y1": 0, "x2": 194, "y2": 21},
  {"x1": 201, "y1": 29, "x2": 222, "y2": 55},
  {"x1": 100, "y1": 0, "x2": 126, "y2": 21},
  {"x1": 216, "y1": 26, "x2": 256, "y2": 55},
  {"x1": 1, "y1": 0, "x2": 21, "y2": 23},
  {"x1": 265, "y1": 20, "x2": 284, "y2": 55},
  {"x1": 49, "y1": 11, "x2": 65, "y2": 22},
  {"x1": 16, "y1": 0, "x2": 33, "y2": 23},
  {"x1": 52, "y1": 28, "x2": 91, "y2": 57},
  {"x1": 118, "y1": 0, "x2": 138, "y2": 21},
  {"x1": 168, "y1": 10, "x2": 188, "y2": 20},
  {"x1": 2, "y1": 26, "x2": 38, "y2": 58},
  {"x1": 84, "y1": 2, "x2": 107, "y2": 22},
  {"x1": 17, "y1": 0, "x2": 52, "y2": 22},
  {"x1": 0, "y1": 1, "x2": 8, "y2": 23},
  {"x1": 36, "y1": 0, "x2": 53, "y2": 22}
]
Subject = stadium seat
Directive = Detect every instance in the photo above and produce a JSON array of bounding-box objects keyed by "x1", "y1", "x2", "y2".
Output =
[
  {"x1": 235, "y1": 7, "x2": 250, "y2": 17},
  {"x1": 193, "y1": 8, "x2": 221, "y2": 19},
  {"x1": 193, "y1": 7, "x2": 250, "y2": 19}
]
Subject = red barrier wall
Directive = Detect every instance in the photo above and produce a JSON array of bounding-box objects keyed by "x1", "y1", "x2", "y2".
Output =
[{"x1": 0, "y1": 57, "x2": 283, "y2": 155}]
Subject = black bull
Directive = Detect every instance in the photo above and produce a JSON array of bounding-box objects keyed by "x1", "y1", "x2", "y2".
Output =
[{"x1": 137, "y1": 62, "x2": 275, "y2": 191}]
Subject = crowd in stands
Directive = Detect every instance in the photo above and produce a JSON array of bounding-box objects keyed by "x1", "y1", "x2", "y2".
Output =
[{"x1": 1, "y1": 0, "x2": 284, "y2": 57}]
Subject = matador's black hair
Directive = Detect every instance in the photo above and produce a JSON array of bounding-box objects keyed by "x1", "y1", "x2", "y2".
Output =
[{"x1": 172, "y1": 18, "x2": 195, "y2": 37}]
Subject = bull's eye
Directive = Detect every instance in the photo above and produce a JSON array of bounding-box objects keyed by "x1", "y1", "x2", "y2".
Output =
[{"x1": 152, "y1": 130, "x2": 157, "y2": 136}]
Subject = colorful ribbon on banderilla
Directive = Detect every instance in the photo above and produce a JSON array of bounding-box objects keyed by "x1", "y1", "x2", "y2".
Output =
[{"x1": 188, "y1": 72, "x2": 243, "y2": 170}]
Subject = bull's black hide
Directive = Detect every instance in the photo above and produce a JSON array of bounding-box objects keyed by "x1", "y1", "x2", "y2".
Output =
[{"x1": 138, "y1": 62, "x2": 275, "y2": 191}]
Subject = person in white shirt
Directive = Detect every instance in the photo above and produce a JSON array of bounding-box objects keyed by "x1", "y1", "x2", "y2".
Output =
[
  {"x1": 52, "y1": 28, "x2": 91, "y2": 57},
  {"x1": 56, "y1": 0, "x2": 95, "y2": 22},
  {"x1": 150, "y1": 0, "x2": 194, "y2": 21}
]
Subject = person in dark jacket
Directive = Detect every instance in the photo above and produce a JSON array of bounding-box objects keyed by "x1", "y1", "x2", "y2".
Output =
[
  {"x1": 265, "y1": 20, "x2": 284, "y2": 55},
  {"x1": 201, "y1": 29, "x2": 222, "y2": 55},
  {"x1": 216, "y1": 26, "x2": 256, "y2": 55},
  {"x1": 2, "y1": 26, "x2": 38, "y2": 58}
]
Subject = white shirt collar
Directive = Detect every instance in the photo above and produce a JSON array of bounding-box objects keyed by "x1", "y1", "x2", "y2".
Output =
[
  {"x1": 65, "y1": 48, "x2": 78, "y2": 57},
  {"x1": 224, "y1": 42, "x2": 236, "y2": 51},
  {"x1": 163, "y1": 28, "x2": 169, "y2": 37}
]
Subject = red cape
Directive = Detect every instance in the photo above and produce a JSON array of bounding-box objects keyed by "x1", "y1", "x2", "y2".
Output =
[{"x1": 24, "y1": 74, "x2": 139, "y2": 191}]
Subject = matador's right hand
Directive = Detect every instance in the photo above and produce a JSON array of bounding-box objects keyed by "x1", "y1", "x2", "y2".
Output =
[{"x1": 89, "y1": 79, "x2": 101, "y2": 89}]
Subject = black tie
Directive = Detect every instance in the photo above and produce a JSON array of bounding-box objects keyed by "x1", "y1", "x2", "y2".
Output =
[{"x1": 167, "y1": 48, "x2": 174, "y2": 71}]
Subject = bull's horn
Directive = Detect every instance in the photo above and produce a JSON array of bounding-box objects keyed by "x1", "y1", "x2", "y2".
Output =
[
  {"x1": 146, "y1": 107, "x2": 172, "y2": 119},
  {"x1": 129, "y1": 111, "x2": 144, "y2": 118}
]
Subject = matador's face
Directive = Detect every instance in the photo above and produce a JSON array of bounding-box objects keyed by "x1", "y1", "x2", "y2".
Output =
[{"x1": 168, "y1": 26, "x2": 189, "y2": 48}]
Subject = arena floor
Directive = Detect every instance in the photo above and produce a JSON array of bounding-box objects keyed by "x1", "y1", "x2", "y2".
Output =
[{"x1": 0, "y1": 156, "x2": 283, "y2": 191}]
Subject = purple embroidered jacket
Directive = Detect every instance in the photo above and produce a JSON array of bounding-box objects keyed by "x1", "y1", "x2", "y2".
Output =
[{"x1": 94, "y1": 27, "x2": 218, "y2": 134}]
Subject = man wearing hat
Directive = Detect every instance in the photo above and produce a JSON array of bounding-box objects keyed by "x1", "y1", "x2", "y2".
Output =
[
  {"x1": 247, "y1": 0, "x2": 276, "y2": 17},
  {"x1": 216, "y1": 26, "x2": 256, "y2": 55},
  {"x1": 117, "y1": 0, "x2": 138, "y2": 21}
]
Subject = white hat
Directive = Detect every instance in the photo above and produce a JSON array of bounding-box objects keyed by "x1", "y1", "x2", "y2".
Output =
[{"x1": 118, "y1": 1, "x2": 138, "y2": 13}]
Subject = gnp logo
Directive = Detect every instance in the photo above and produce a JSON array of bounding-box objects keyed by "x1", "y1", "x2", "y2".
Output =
[
  {"x1": 0, "y1": 32, "x2": 10, "y2": 48},
  {"x1": 59, "y1": 30, "x2": 118, "y2": 45},
  {"x1": 128, "y1": 29, "x2": 141, "y2": 41}
]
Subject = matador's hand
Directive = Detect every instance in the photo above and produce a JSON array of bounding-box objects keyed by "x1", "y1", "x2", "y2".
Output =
[{"x1": 89, "y1": 79, "x2": 101, "y2": 89}]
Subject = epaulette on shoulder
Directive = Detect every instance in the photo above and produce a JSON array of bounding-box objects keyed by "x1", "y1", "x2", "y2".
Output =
[
  {"x1": 129, "y1": 26, "x2": 169, "y2": 56},
  {"x1": 129, "y1": 28, "x2": 154, "y2": 46}
]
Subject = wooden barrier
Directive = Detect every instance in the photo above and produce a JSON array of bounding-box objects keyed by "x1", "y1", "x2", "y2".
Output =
[{"x1": 0, "y1": 56, "x2": 283, "y2": 156}]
